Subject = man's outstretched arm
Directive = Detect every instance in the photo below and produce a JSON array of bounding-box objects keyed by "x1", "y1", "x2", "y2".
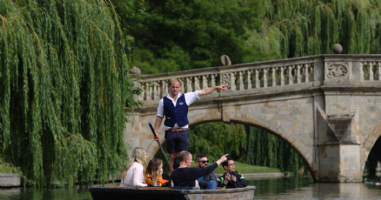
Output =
[{"x1": 197, "y1": 85, "x2": 228, "y2": 97}]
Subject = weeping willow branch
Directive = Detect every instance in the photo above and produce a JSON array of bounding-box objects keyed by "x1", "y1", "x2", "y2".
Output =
[
  {"x1": 0, "y1": 0, "x2": 136, "y2": 187},
  {"x1": 247, "y1": 0, "x2": 381, "y2": 58}
]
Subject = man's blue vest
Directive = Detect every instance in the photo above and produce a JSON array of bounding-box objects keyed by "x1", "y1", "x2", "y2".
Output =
[{"x1": 163, "y1": 95, "x2": 189, "y2": 127}]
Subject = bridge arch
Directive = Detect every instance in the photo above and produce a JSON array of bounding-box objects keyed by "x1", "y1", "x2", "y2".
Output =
[
  {"x1": 143, "y1": 97, "x2": 318, "y2": 181},
  {"x1": 149, "y1": 118, "x2": 317, "y2": 181},
  {"x1": 360, "y1": 122, "x2": 381, "y2": 175}
]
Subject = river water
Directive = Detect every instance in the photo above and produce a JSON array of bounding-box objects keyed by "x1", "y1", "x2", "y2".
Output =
[{"x1": 1, "y1": 177, "x2": 381, "y2": 199}]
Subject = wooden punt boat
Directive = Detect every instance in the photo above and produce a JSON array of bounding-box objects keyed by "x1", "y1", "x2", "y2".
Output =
[{"x1": 88, "y1": 186, "x2": 256, "y2": 200}]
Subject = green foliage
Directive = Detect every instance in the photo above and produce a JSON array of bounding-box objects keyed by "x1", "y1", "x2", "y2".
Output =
[
  {"x1": 0, "y1": 0, "x2": 137, "y2": 187},
  {"x1": 190, "y1": 160, "x2": 280, "y2": 174},
  {"x1": 188, "y1": 123, "x2": 306, "y2": 174},
  {"x1": 0, "y1": 157, "x2": 22, "y2": 174},
  {"x1": 129, "y1": 0, "x2": 268, "y2": 73},
  {"x1": 247, "y1": 0, "x2": 381, "y2": 58},
  {"x1": 243, "y1": 126, "x2": 306, "y2": 174},
  {"x1": 188, "y1": 122, "x2": 246, "y2": 161}
]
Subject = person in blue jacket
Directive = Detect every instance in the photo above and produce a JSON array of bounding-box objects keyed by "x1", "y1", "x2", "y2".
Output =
[
  {"x1": 154, "y1": 78, "x2": 228, "y2": 171},
  {"x1": 195, "y1": 154, "x2": 217, "y2": 189}
]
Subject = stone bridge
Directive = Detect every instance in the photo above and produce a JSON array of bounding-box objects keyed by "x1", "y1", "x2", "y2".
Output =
[{"x1": 125, "y1": 54, "x2": 381, "y2": 182}]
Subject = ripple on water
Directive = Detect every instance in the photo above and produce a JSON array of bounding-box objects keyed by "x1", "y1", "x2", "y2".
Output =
[{"x1": 247, "y1": 177, "x2": 381, "y2": 200}]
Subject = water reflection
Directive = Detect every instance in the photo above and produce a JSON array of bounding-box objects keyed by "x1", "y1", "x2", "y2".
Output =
[
  {"x1": 2, "y1": 177, "x2": 381, "y2": 200},
  {"x1": 0, "y1": 183, "x2": 114, "y2": 200},
  {"x1": 0, "y1": 186, "x2": 94, "y2": 200},
  {"x1": 247, "y1": 177, "x2": 381, "y2": 199}
]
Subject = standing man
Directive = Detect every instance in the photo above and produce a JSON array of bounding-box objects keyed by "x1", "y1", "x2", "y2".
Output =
[
  {"x1": 195, "y1": 154, "x2": 217, "y2": 189},
  {"x1": 154, "y1": 78, "x2": 228, "y2": 171}
]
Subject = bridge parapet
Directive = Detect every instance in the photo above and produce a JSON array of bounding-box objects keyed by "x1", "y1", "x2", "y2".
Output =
[{"x1": 136, "y1": 55, "x2": 381, "y2": 105}]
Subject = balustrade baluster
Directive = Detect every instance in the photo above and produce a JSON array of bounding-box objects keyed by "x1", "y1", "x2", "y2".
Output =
[
  {"x1": 161, "y1": 80, "x2": 166, "y2": 96},
  {"x1": 360, "y1": 62, "x2": 366, "y2": 81},
  {"x1": 230, "y1": 73, "x2": 236, "y2": 90},
  {"x1": 186, "y1": 77, "x2": 192, "y2": 93},
  {"x1": 152, "y1": 81, "x2": 156, "y2": 100},
  {"x1": 158, "y1": 81, "x2": 162, "y2": 99},
  {"x1": 269, "y1": 68, "x2": 276, "y2": 87},
  {"x1": 375, "y1": 62, "x2": 381, "y2": 80},
  {"x1": 254, "y1": 69, "x2": 260, "y2": 88},
  {"x1": 366, "y1": 62, "x2": 374, "y2": 81},
  {"x1": 179, "y1": 78, "x2": 185, "y2": 93},
  {"x1": 210, "y1": 74, "x2": 217, "y2": 93},
  {"x1": 286, "y1": 66, "x2": 293, "y2": 85},
  {"x1": 194, "y1": 76, "x2": 200, "y2": 90},
  {"x1": 277, "y1": 67, "x2": 284, "y2": 86},
  {"x1": 238, "y1": 72, "x2": 244, "y2": 90},
  {"x1": 211, "y1": 74, "x2": 216, "y2": 87},
  {"x1": 153, "y1": 81, "x2": 158, "y2": 100},
  {"x1": 302, "y1": 64, "x2": 309, "y2": 83},
  {"x1": 146, "y1": 82, "x2": 151, "y2": 100},
  {"x1": 308, "y1": 64, "x2": 314, "y2": 81},
  {"x1": 295, "y1": 64, "x2": 301, "y2": 84},
  {"x1": 245, "y1": 71, "x2": 252, "y2": 90},
  {"x1": 201, "y1": 75, "x2": 208, "y2": 89},
  {"x1": 261, "y1": 69, "x2": 268, "y2": 88}
]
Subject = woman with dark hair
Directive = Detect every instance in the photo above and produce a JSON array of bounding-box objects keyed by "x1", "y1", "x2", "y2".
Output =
[{"x1": 145, "y1": 158, "x2": 168, "y2": 187}]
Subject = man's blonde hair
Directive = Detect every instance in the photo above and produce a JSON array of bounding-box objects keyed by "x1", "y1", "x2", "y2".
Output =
[
  {"x1": 168, "y1": 78, "x2": 181, "y2": 87},
  {"x1": 178, "y1": 151, "x2": 191, "y2": 162}
]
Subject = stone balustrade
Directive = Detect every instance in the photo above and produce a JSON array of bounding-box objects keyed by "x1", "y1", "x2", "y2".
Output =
[{"x1": 136, "y1": 55, "x2": 381, "y2": 103}]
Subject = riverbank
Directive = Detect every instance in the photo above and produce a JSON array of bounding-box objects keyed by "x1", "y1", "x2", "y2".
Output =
[
  {"x1": 191, "y1": 160, "x2": 281, "y2": 174},
  {"x1": 0, "y1": 163, "x2": 23, "y2": 187},
  {"x1": 0, "y1": 173, "x2": 21, "y2": 187},
  {"x1": 215, "y1": 172, "x2": 288, "y2": 178}
]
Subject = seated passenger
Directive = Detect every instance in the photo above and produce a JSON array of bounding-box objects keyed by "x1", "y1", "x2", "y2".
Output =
[
  {"x1": 170, "y1": 151, "x2": 228, "y2": 189},
  {"x1": 195, "y1": 154, "x2": 217, "y2": 189},
  {"x1": 170, "y1": 156, "x2": 199, "y2": 187},
  {"x1": 145, "y1": 158, "x2": 168, "y2": 187},
  {"x1": 217, "y1": 158, "x2": 246, "y2": 188},
  {"x1": 120, "y1": 147, "x2": 148, "y2": 187}
]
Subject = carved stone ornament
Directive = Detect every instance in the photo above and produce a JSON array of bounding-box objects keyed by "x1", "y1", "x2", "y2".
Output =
[
  {"x1": 221, "y1": 73, "x2": 231, "y2": 85},
  {"x1": 327, "y1": 64, "x2": 348, "y2": 78}
]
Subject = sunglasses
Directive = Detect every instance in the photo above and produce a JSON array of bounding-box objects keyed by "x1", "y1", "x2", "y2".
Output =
[{"x1": 198, "y1": 160, "x2": 209, "y2": 164}]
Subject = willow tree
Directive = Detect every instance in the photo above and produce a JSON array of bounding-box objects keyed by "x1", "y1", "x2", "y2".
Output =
[
  {"x1": 0, "y1": 0, "x2": 137, "y2": 186},
  {"x1": 188, "y1": 122, "x2": 247, "y2": 161},
  {"x1": 246, "y1": 0, "x2": 381, "y2": 58}
]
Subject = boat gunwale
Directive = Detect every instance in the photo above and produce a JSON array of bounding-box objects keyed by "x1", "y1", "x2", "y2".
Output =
[
  {"x1": 88, "y1": 185, "x2": 256, "y2": 195},
  {"x1": 188, "y1": 186, "x2": 255, "y2": 194}
]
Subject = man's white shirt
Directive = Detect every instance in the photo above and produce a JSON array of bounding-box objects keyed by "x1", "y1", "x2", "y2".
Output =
[{"x1": 157, "y1": 91, "x2": 200, "y2": 131}]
